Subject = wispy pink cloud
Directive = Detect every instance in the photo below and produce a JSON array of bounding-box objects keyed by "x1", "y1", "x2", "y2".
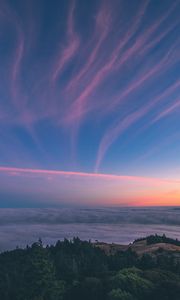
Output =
[
  {"x1": 108, "y1": 42, "x2": 179, "y2": 112},
  {"x1": 140, "y1": 19, "x2": 180, "y2": 56},
  {"x1": 95, "y1": 108, "x2": 149, "y2": 172},
  {"x1": 152, "y1": 99, "x2": 180, "y2": 123},
  {"x1": 0, "y1": 1, "x2": 25, "y2": 109},
  {"x1": 66, "y1": 1, "x2": 113, "y2": 91},
  {"x1": 11, "y1": 28, "x2": 25, "y2": 106},
  {"x1": 0, "y1": 0, "x2": 179, "y2": 181},
  {"x1": 95, "y1": 78, "x2": 180, "y2": 171},
  {"x1": 0, "y1": 166, "x2": 180, "y2": 185},
  {"x1": 51, "y1": 0, "x2": 80, "y2": 84},
  {"x1": 64, "y1": 0, "x2": 150, "y2": 125},
  {"x1": 114, "y1": 0, "x2": 179, "y2": 69},
  {"x1": 129, "y1": 80, "x2": 180, "y2": 140},
  {"x1": 135, "y1": 131, "x2": 180, "y2": 163},
  {"x1": 64, "y1": 0, "x2": 179, "y2": 127}
]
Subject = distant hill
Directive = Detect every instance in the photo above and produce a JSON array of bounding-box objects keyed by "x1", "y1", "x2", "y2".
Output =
[{"x1": 95, "y1": 234, "x2": 180, "y2": 256}]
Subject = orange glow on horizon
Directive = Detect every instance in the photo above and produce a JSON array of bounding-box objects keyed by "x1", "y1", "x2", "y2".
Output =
[{"x1": 0, "y1": 166, "x2": 179, "y2": 206}]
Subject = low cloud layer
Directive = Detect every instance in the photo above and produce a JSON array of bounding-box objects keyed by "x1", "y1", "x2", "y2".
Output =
[
  {"x1": 0, "y1": 207, "x2": 179, "y2": 251},
  {"x1": 0, "y1": 207, "x2": 180, "y2": 225}
]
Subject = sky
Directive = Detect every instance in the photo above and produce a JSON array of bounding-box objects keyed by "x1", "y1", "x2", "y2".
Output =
[{"x1": 0, "y1": 0, "x2": 180, "y2": 207}]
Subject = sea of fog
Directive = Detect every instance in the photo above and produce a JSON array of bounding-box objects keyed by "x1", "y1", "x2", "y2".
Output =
[{"x1": 0, "y1": 207, "x2": 180, "y2": 251}]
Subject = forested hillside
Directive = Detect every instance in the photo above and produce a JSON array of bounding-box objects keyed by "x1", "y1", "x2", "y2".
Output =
[{"x1": 0, "y1": 235, "x2": 180, "y2": 300}]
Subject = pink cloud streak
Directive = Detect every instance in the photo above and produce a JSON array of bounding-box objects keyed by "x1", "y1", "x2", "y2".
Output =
[
  {"x1": 109, "y1": 50, "x2": 175, "y2": 112},
  {"x1": 64, "y1": 0, "x2": 179, "y2": 126},
  {"x1": 95, "y1": 79, "x2": 180, "y2": 171},
  {"x1": 0, "y1": 166, "x2": 180, "y2": 185},
  {"x1": 64, "y1": 0, "x2": 150, "y2": 124},
  {"x1": 114, "y1": 0, "x2": 179, "y2": 69},
  {"x1": 11, "y1": 28, "x2": 25, "y2": 106},
  {"x1": 51, "y1": 0, "x2": 80, "y2": 84},
  {"x1": 0, "y1": 1, "x2": 25, "y2": 108},
  {"x1": 66, "y1": 1, "x2": 113, "y2": 91},
  {"x1": 152, "y1": 99, "x2": 180, "y2": 123}
]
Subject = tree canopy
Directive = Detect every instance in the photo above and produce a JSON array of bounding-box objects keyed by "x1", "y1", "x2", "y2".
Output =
[{"x1": 0, "y1": 235, "x2": 180, "y2": 300}]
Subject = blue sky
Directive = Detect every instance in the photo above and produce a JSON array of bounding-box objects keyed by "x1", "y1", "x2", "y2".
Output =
[{"x1": 0, "y1": 0, "x2": 180, "y2": 206}]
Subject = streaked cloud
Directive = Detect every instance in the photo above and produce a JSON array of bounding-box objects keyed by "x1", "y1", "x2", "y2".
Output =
[
  {"x1": 0, "y1": 0, "x2": 179, "y2": 206},
  {"x1": 51, "y1": 0, "x2": 80, "y2": 84}
]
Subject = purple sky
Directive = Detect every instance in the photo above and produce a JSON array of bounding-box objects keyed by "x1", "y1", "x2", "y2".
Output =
[{"x1": 0, "y1": 0, "x2": 180, "y2": 206}]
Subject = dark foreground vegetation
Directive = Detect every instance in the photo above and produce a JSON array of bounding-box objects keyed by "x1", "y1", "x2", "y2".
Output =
[{"x1": 0, "y1": 235, "x2": 180, "y2": 300}]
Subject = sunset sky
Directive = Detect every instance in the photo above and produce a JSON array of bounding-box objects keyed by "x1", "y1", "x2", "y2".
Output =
[{"x1": 0, "y1": 0, "x2": 180, "y2": 207}]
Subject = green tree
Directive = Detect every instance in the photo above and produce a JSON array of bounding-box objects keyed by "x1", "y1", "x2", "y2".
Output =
[
  {"x1": 108, "y1": 288, "x2": 135, "y2": 300},
  {"x1": 24, "y1": 241, "x2": 65, "y2": 300},
  {"x1": 110, "y1": 268, "x2": 153, "y2": 300}
]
